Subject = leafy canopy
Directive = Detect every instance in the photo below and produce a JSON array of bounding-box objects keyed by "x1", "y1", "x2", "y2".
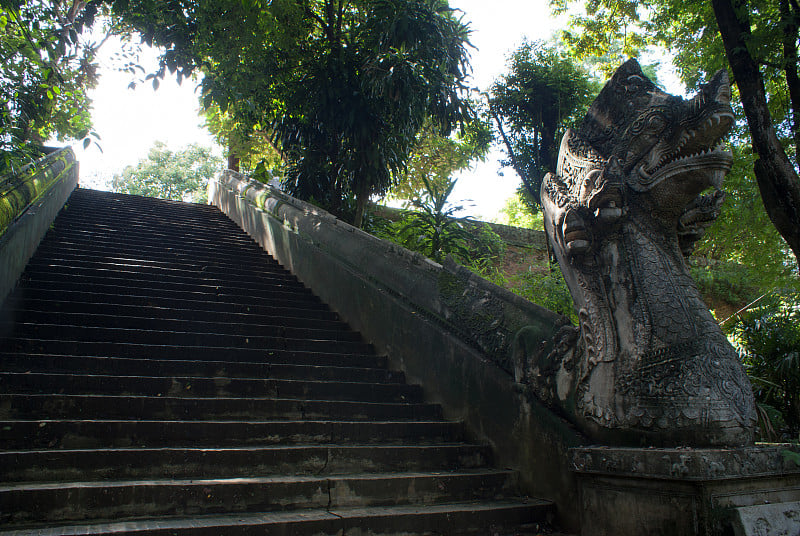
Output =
[
  {"x1": 734, "y1": 292, "x2": 800, "y2": 435},
  {"x1": 111, "y1": 142, "x2": 222, "y2": 203},
  {"x1": 1, "y1": 0, "x2": 105, "y2": 174},
  {"x1": 549, "y1": 0, "x2": 800, "y2": 271},
  {"x1": 203, "y1": 102, "x2": 282, "y2": 177},
  {"x1": 389, "y1": 113, "x2": 491, "y2": 205},
  {"x1": 111, "y1": 0, "x2": 475, "y2": 227},
  {"x1": 488, "y1": 40, "x2": 599, "y2": 209}
]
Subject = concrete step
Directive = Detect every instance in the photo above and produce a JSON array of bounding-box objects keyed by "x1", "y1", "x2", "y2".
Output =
[
  {"x1": 22, "y1": 262, "x2": 307, "y2": 293},
  {"x1": 24, "y1": 255, "x2": 298, "y2": 284},
  {"x1": 37, "y1": 233, "x2": 274, "y2": 265},
  {"x1": 7, "y1": 291, "x2": 340, "y2": 321},
  {"x1": 61, "y1": 189, "x2": 225, "y2": 215},
  {"x1": 32, "y1": 242, "x2": 285, "y2": 274},
  {"x1": 4, "y1": 324, "x2": 373, "y2": 354},
  {"x1": 7, "y1": 300, "x2": 346, "y2": 329},
  {"x1": 11, "y1": 285, "x2": 328, "y2": 315},
  {"x1": 0, "y1": 340, "x2": 384, "y2": 366},
  {"x1": 0, "y1": 500, "x2": 553, "y2": 536},
  {"x1": 6, "y1": 310, "x2": 355, "y2": 339},
  {"x1": 29, "y1": 246, "x2": 290, "y2": 277},
  {"x1": 15, "y1": 277, "x2": 323, "y2": 306},
  {"x1": 1, "y1": 444, "x2": 492, "y2": 482},
  {"x1": 1, "y1": 470, "x2": 519, "y2": 526},
  {"x1": 0, "y1": 372, "x2": 422, "y2": 402},
  {"x1": 53, "y1": 208, "x2": 260, "y2": 239},
  {"x1": 0, "y1": 391, "x2": 447, "y2": 428},
  {"x1": 0, "y1": 417, "x2": 461, "y2": 450},
  {"x1": 47, "y1": 227, "x2": 267, "y2": 254},
  {"x1": 0, "y1": 353, "x2": 403, "y2": 383},
  {"x1": 49, "y1": 212, "x2": 264, "y2": 242},
  {"x1": 51, "y1": 218, "x2": 264, "y2": 246}
]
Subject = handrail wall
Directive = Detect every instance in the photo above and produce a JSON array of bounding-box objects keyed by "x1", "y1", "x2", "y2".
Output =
[
  {"x1": 209, "y1": 170, "x2": 585, "y2": 530},
  {"x1": 0, "y1": 148, "x2": 78, "y2": 306}
]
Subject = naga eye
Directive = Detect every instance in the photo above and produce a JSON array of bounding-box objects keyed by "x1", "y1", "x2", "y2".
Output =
[{"x1": 648, "y1": 115, "x2": 666, "y2": 131}]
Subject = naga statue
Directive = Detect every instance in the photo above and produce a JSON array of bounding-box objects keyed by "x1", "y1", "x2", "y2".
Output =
[{"x1": 531, "y1": 59, "x2": 756, "y2": 447}]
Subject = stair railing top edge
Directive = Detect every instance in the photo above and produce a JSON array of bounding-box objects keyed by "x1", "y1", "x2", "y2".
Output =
[
  {"x1": 212, "y1": 169, "x2": 568, "y2": 380},
  {"x1": 0, "y1": 147, "x2": 77, "y2": 238}
]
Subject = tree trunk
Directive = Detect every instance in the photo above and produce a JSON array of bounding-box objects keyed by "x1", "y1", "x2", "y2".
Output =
[
  {"x1": 489, "y1": 107, "x2": 540, "y2": 205},
  {"x1": 780, "y1": 0, "x2": 800, "y2": 153},
  {"x1": 353, "y1": 187, "x2": 368, "y2": 229},
  {"x1": 712, "y1": 0, "x2": 800, "y2": 271},
  {"x1": 227, "y1": 148, "x2": 239, "y2": 172}
]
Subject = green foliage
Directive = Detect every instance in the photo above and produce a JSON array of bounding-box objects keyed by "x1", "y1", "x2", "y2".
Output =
[
  {"x1": 550, "y1": 0, "x2": 651, "y2": 75},
  {"x1": 506, "y1": 264, "x2": 577, "y2": 324},
  {"x1": 692, "y1": 144, "x2": 797, "y2": 283},
  {"x1": 1, "y1": 0, "x2": 104, "y2": 175},
  {"x1": 689, "y1": 261, "x2": 764, "y2": 313},
  {"x1": 734, "y1": 291, "x2": 800, "y2": 434},
  {"x1": 111, "y1": 142, "x2": 222, "y2": 202},
  {"x1": 488, "y1": 40, "x2": 600, "y2": 208},
  {"x1": 113, "y1": 0, "x2": 474, "y2": 227},
  {"x1": 493, "y1": 193, "x2": 544, "y2": 230},
  {"x1": 782, "y1": 449, "x2": 800, "y2": 465},
  {"x1": 202, "y1": 103, "x2": 282, "y2": 175},
  {"x1": 466, "y1": 254, "x2": 508, "y2": 287},
  {"x1": 388, "y1": 176, "x2": 481, "y2": 263},
  {"x1": 389, "y1": 113, "x2": 492, "y2": 205}
]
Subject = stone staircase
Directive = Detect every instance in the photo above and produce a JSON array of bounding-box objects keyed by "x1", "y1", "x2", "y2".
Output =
[{"x1": 0, "y1": 188, "x2": 552, "y2": 535}]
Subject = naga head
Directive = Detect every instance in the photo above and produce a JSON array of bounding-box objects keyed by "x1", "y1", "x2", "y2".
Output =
[
  {"x1": 547, "y1": 59, "x2": 735, "y2": 258},
  {"x1": 537, "y1": 60, "x2": 756, "y2": 447}
]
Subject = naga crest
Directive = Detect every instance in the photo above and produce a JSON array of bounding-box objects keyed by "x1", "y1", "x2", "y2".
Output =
[{"x1": 533, "y1": 59, "x2": 756, "y2": 447}]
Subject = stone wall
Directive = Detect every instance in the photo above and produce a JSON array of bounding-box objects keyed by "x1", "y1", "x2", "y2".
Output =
[
  {"x1": 209, "y1": 171, "x2": 587, "y2": 531},
  {"x1": 0, "y1": 148, "x2": 78, "y2": 306}
]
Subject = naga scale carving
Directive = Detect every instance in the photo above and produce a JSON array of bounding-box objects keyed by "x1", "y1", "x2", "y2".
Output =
[{"x1": 531, "y1": 60, "x2": 756, "y2": 447}]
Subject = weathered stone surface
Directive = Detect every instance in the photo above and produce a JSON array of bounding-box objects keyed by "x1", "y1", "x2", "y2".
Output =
[
  {"x1": 209, "y1": 171, "x2": 586, "y2": 531},
  {"x1": 571, "y1": 445, "x2": 800, "y2": 481},
  {"x1": 571, "y1": 445, "x2": 800, "y2": 535},
  {"x1": 535, "y1": 59, "x2": 756, "y2": 447},
  {"x1": 732, "y1": 501, "x2": 800, "y2": 536},
  {"x1": 0, "y1": 147, "x2": 77, "y2": 308}
]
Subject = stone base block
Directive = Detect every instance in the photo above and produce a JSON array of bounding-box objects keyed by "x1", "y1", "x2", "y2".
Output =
[
  {"x1": 731, "y1": 501, "x2": 800, "y2": 536},
  {"x1": 570, "y1": 445, "x2": 800, "y2": 535}
]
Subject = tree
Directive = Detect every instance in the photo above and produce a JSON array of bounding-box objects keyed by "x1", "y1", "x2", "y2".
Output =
[
  {"x1": 111, "y1": 142, "x2": 222, "y2": 202},
  {"x1": 735, "y1": 292, "x2": 800, "y2": 434},
  {"x1": 389, "y1": 113, "x2": 491, "y2": 205},
  {"x1": 692, "y1": 143, "x2": 796, "y2": 287},
  {"x1": 549, "y1": 0, "x2": 800, "y2": 271},
  {"x1": 710, "y1": 0, "x2": 800, "y2": 271},
  {"x1": 202, "y1": 102, "x2": 282, "y2": 176},
  {"x1": 0, "y1": 0, "x2": 105, "y2": 174},
  {"x1": 488, "y1": 41, "x2": 599, "y2": 209},
  {"x1": 494, "y1": 193, "x2": 544, "y2": 230},
  {"x1": 111, "y1": 0, "x2": 474, "y2": 228}
]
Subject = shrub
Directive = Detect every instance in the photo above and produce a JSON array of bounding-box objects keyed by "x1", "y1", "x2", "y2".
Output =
[{"x1": 733, "y1": 291, "x2": 800, "y2": 437}]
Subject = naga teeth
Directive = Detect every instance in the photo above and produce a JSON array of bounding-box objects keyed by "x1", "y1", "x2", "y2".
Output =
[{"x1": 641, "y1": 141, "x2": 730, "y2": 176}]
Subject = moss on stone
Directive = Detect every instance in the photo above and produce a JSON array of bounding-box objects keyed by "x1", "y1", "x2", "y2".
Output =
[{"x1": 0, "y1": 150, "x2": 75, "y2": 237}]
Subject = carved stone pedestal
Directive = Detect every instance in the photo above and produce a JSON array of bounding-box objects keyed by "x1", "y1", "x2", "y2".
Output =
[{"x1": 570, "y1": 445, "x2": 800, "y2": 535}]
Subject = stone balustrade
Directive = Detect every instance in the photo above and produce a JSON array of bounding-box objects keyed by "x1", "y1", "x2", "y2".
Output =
[{"x1": 0, "y1": 148, "x2": 78, "y2": 306}]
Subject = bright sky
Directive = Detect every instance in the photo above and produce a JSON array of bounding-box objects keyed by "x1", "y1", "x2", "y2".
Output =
[{"x1": 76, "y1": 2, "x2": 565, "y2": 217}]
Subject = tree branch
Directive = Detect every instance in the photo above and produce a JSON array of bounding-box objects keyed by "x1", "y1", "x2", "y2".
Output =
[
  {"x1": 712, "y1": 0, "x2": 800, "y2": 270},
  {"x1": 299, "y1": 1, "x2": 330, "y2": 38},
  {"x1": 780, "y1": 0, "x2": 800, "y2": 152},
  {"x1": 488, "y1": 104, "x2": 540, "y2": 205}
]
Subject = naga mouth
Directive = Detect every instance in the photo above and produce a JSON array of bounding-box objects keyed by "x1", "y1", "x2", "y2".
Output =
[{"x1": 637, "y1": 110, "x2": 735, "y2": 188}]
